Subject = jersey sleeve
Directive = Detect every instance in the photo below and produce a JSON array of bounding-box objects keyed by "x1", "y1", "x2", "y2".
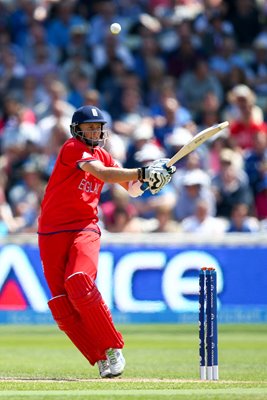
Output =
[
  {"x1": 60, "y1": 139, "x2": 98, "y2": 168},
  {"x1": 78, "y1": 146, "x2": 120, "y2": 168}
]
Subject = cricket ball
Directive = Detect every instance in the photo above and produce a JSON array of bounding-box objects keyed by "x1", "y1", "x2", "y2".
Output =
[{"x1": 110, "y1": 23, "x2": 121, "y2": 35}]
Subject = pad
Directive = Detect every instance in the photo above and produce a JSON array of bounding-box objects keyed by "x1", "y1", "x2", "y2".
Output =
[
  {"x1": 65, "y1": 272, "x2": 124, "y2": 353},
  {"x1": 48, "y1": 294, "x2": 103, "y2": 365}
]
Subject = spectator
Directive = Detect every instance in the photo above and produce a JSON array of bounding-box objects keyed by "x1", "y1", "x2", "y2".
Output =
[
  {"x1": 0, "y1": 174, "x2": 19, "y2": 234},
  {"x1": 8, "y1": 0, "x2": 36, "y2": 46},
  {"x1": 104, "y1": 204, "x2": 140, "y2": 232},
  {"x1": 179, "y1": 58, "x2": 224, "y2": 118},
  {"x1": 86, "y1": 0, "x2": 125, "y2": 47},
  {"x1": 226, "y1": 203, "x2": 259, "y2": 232},
  {"x1": 244, "y1": 131, "x2": 267, "y2": 196},
  {"x1": 152, "y1": 204, "x2": 181, "y2": 233},
  {"x1": 25, "y1": 43, "x2": 58, "y2": 84},
  {"x1": 100, "y1": 185, "x2": 138, "y2": 232},
  {"x1": 181, "y1": 198, "x2": 226, "y2": 234},
  {"x1": 223, "y1": 65, "x2": 249, "y2": 93},
  {"x1": 247, "y1": 37, "x2": 267, "y2": 112},
  {"x1": 166, "y1": 23, "x2": 203, "y2": 80},
  {"x1": 0, "y1": 47, "x2": 26, "y2": 96},
  {"x1": 42, "y1": 123, "x2": 70, "y2": 177},
  {"x1": 0, "y1": 96, "x2": 40, "y2": 177},
  {"x1": 174, "y1": 169, "x2": 216, "y2": 221},
  {"x1": 228, "y1": 0, "x2": 262, "y2": 48},
  {"x1": 195, "y1": 91, "x2": 222, "y2": 128},
  {"x1": 96, "y1": 61, "x2": 135, "y2": 116},
  {"x1": 133, "y1": 35, "x2": 164, "y2": 84},
  {"x1": 200, "y1": 11, "x2": 234, "y2": 57},
  {"x1": 143, "y1": 57, "x2": 168, "y2": 108},
  {"x1": 0, "y1": 93, "x2": 36, "y2": 131},
  {"x1": 19, "y1": 75, "x2": 47, "y2": 111},
  {"x1": 208, "y1": 36, "x2": 247, "y2": 88},
  {"x1": 152, "y1": 95, "x2": 192, "y2": 146},
  {"x1": 62, "y1": 23, "x2": 91, "y2": 62},
  {"x1": 62, "y1": 48, "x2": 95, "y2": 92},
  {"x1": 46, "y1": 0, "x2": 86, "y2": 53},
  {"x1": 112, "y1": 87, "x2": 149, "y2": 141},
  {"x1": 224, "y1": 84, "x2": 264, "y2": 124},
  {"x1": 212, "y1": 150, "x2": 254, "y2": 218},
  {"x1": 124, "y1": 119, "x2": 156, "y2": 168},
  {"x1": 226, "y1": 84, "x2": 267, "y2": 151},
  {"x1": 91, "y1": 31, "x2": 134, "y2": 71},
  {"x1": 22, "y1": 21, "x2": 59, "y2": 65},
  {"x1": 207, "y1": 136, "x2": 232, "y2": 176},
  {"x1": 37, "y1": 100, "x2": 72, "y2": 148},
  {"x1": 66, "y1": 70, "x2": 93, "y2": 109},
  {"x1": 35, "y1": 79, "x2": 75, "y2": 121},
  {"x1": 7, "y1": 159, "x2": 47, "y2": 232}
]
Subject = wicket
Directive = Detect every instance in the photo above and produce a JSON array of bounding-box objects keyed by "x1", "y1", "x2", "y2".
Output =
[{"x1": 199, "y1": 267, "x2": 218, "y2": 380}]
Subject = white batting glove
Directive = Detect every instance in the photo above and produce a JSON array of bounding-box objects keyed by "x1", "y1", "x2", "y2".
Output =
[
  {"x1": 151, "y1": 158, "x2": 176, "y2": 175},
  {"x1": 138, "y1": 161, "x2": 176, "y2": 195}
]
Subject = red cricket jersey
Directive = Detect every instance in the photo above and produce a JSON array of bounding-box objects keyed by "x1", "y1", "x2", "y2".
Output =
[{"x1": 38, "y1": 138, "x2": 118, "y2": 233}]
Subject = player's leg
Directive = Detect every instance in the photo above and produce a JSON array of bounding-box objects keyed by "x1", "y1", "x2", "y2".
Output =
[
  {"x1": 65, "y1": 271, "x2": 125, "y2": 375},
  {"x1": 38, "y1": 233, "x2": 105, "y2": 370},
  {"x1": 64, "y1": 231, "x2": 125, "y2": 375},
  {"x1": 48, "y1": 294, "x2": 103, "y2": 366}
]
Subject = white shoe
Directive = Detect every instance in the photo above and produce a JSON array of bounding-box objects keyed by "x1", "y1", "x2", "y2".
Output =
[
  {"x1": 97, "y1": 359, "x2": 112, "y2": 378},
  {"x1": 105, "y1": 348, "x2": 126, "y2": 376}
]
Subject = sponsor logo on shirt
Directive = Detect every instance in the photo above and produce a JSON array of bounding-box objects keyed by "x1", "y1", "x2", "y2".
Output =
[{"x1": 78, "y1": 178, "x2": 101, "y2": 194}]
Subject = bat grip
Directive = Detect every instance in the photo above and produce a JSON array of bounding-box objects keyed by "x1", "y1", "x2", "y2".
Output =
[
  {"x1": 141, "y1": 182, "x2": 149, "y2": 191},
  {"x1": 165, "y1": 161, "x2": 172, "y2": 168}
]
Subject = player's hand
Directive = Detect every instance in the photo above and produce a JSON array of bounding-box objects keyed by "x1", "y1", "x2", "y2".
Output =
[
  {"x1": 138, "y1": 162, "x2": 175, "y2": 195},
  {"x1": 151, "y1": 158, "x2": 176, "y2": 175}
]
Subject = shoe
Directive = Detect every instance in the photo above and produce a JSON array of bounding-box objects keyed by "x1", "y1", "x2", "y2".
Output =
[
  {"x1": 97, "y1": 359, "x2": 113, "y2": 378},
  {"x1": 105, "y1": 348, "x2": 126, "y2": 377}
]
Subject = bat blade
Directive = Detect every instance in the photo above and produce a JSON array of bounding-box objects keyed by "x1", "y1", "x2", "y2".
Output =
[{"x1": 166, "y1": 121, "x2": 229, "y2": 167}]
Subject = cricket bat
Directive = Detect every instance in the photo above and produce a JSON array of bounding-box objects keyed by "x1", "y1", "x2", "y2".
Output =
[
  {"x1": 166, "y1": 121, "x2": 229, "y2": 167},
  {"x1": 140, "y1": 121, "x2": 229, "y2": 191}
]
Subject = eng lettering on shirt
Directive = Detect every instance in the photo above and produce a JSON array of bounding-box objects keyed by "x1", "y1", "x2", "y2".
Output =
[{"x1": 78, "y1": 178, "x2": 101, "y2": 194}]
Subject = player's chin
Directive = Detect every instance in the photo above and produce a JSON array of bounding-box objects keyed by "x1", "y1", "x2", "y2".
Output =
[{"x1": 84, "y1": 139, "x2": 100, "y2": 147}]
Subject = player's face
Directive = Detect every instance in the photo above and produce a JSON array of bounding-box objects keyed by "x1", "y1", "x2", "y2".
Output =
[{"x1": 79, "y1": 122, "x2": 102, "y2": 141}]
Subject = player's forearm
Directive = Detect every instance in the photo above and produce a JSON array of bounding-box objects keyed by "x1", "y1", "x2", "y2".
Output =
[{"x1": 89, "y1": 166, "x2": 140, "y2": 183}]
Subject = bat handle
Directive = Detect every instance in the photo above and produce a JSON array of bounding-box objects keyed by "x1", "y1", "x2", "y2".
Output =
[
  {"x1": 141, "y1": 182, "x2": 149, "y2": 191},
  {"x1": 165, "y1": 160, "x2": 172, "y2": 168}
]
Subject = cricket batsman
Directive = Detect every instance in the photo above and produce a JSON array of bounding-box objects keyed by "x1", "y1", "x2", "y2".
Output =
[{"x1": 38, "y1": 105, "x2": 175, "y2": 378}]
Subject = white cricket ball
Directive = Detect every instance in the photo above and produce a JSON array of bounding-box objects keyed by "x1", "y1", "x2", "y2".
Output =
[{"x1": 110, "y1": 23, "x2": 121, "y2": 35}]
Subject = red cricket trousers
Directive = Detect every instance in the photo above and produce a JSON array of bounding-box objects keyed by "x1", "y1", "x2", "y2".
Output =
[
  {"x1": 38, "y1": 230, "x2": 124, "y2": 365},
  {"x1": 38, "y1": 230, "x2": 100, "y2": 296}
]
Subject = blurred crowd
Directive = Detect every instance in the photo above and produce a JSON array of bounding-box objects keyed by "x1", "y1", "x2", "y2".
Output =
[{"x1": 0, "y1": 0, "x2": 267, "y2": 235}]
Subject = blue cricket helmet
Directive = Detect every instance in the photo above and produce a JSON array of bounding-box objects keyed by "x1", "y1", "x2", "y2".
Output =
[
  {"x1": 70, "y1": 105, "x2": 107, "y2": 146},
  {"x1": 71, "y1": 105, "x2": 107, "y2": 125}
]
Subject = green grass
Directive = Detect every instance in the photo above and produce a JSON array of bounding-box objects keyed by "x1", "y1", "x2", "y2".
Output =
[{"x1": 0, "y1": 324, "x2": 267, "y2": 399}]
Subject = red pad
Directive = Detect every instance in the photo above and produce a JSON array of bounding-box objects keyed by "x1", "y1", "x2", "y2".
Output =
[
  {"x1": 65, "y1": 272, "x2": 124, "y2": 353},
  {"x1": 48, "y1": 294, "x2": 103, "y2": 365}
]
